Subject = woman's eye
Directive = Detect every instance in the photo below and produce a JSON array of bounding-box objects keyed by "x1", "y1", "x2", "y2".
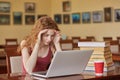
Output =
[
  {"x1": 52, "y1": 35, "x2": 55, "y2": 38},
  {"x1": 43, "y1": 34, "x2": 48, "y2": 37}
]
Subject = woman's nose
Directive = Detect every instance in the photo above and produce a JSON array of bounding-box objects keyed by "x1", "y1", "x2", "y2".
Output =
[{"x1": 48, "y1": 36, "x2": 52, "y2": 41}]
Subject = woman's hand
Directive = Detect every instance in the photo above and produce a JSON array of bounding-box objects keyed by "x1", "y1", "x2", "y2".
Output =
[
  {"x1": 53, "y1": 30, "x2": 61, "y2": 44},
  {"x1": 37, "y1": 29, "x2": 48, "y2": 42}
]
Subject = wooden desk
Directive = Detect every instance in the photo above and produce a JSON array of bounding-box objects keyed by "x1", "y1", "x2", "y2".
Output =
[{"x1": 0, "y1": 67, "x2": 120, "y2": 80}]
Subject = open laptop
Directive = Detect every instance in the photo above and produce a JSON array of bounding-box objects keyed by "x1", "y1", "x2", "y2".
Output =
[{"x1": 31, "y1": 50, "x2": 93, "y2": 78}]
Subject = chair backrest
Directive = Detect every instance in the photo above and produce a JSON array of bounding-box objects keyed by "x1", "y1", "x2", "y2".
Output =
[
  {"x1": 72, "y1": 37, "x2": 80, "y2": 48},
  {"x1": 5, "y1": 46, "x2": 22, "y2": 74},
  {"x1": 10, "y1": 56, "x2": 22, "y2": 73},
  {"x1": 79, "y1": 38, "x2": 92, "y2": 42},
  {"x1": 103, "y1": 37, "x2": 112, "y2": 41},
  {"x1": 110, "y1": 40, "x2": 120, "y2": 54},
  {"x1": 5, "y1": 38, "x2": 18, "y2": 46},
  {"x1": 60, "y1": 39, "x2": 73, "y2": 50},
  {"x1": 86, "y1": 36, "x2": 95, "y2": 41},
  {"x1": 117, "y1": 37, "x2": 120, "y2": 44}
]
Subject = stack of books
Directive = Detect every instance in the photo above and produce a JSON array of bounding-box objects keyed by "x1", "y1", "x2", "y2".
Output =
[{"x1": 78, "y1": 41, "x2": 115, "y2": 72}]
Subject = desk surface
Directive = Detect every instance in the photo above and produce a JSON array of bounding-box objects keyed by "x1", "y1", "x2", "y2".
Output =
[{"x1": 0, "y1": 67, "x2": 120, "y2": 80}]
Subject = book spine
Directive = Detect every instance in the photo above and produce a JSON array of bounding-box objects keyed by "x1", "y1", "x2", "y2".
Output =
[
  {"x1": 78, "y1": 42, "x2": 110, "y2": 47},
  {"x1": 85, "y1": 65, "x2": 115, "y2": 71},
  {"x1": 80, "y1": 47, "x2": 110, "y2": 51}
]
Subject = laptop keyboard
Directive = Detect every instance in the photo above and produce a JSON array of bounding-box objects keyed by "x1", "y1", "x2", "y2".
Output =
[
  {"x1": 39, "y1": 71, "x2": 47, "y2": 75},
  {"x1": 33, "y1": 71, "x2": 47, "y2": 75}
]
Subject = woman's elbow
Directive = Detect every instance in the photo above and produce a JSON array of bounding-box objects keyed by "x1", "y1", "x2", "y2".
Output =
[
  {"x1": 24, "y1": 65, "x2": 33, "y2": 74},
  {"x1": 26, "y1": 67, "x2": 33, "y2": 74}
]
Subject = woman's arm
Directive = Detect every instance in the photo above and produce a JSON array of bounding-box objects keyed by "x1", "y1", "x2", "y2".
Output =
[
  {"x1": 22, "y1": 29, "x2": 48, "y2": 73},
  {"x1": 21, "y1": 40, "x2": 40, "y2": 73},
  {"x1": 53, "y1": 31, "x2": 62, "y2": 51}
]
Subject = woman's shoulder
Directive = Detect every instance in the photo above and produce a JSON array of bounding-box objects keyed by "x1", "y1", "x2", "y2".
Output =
[{"x1": 20, "y1": 40, "x2": 26, "y2": 47}]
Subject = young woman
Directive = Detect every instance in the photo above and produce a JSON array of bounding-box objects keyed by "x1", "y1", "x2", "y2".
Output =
[{"x1": 17, "y1": 16, "x2": 61, "y2": 74}]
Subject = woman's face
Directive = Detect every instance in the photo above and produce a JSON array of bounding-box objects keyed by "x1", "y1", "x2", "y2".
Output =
[{"x1": 42, "y1": 29, "x2": 55, "y2": 45}]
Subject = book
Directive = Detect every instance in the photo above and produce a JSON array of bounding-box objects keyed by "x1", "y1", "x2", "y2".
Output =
[
  {"x1": 78, "y1": 41, "x2": 110, "y2": 47},
  {"x1": 89, "y1": 57, "x2": 113, "y2": 65},
  {"x1": 85, "y1": 64, "x2": 115, "y2": 72},
  {"x1": 80, "y1": 47, "x2": 110, "y2": 51},
  {"x1": 83, "y1": 69, "x2": 115, "y2": 76},
  {"x1": 90, "y1": 53, "x2": 112, "y2": 59},
  {"x1": 92, "y1": 51, "x2": 111, "y2": 55},
  {"x1": 87, "y1": 61, "x2": 114, "y2": 67}
]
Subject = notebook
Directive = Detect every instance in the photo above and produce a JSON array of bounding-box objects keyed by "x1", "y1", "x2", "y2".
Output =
[{"x1": 31, "y1": 50, "x2": 93, "y2": 78}]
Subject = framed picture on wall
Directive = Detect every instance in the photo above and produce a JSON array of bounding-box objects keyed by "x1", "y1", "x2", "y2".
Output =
[
  {"x1": 62, "y1": 1, "x2": 71, "y2": 12},
  {"x1": 104, "y1": 7, "x2": 112, "y2": 22},
  {"x1": 82, "y1": 12, "x2": 91, "y2": 23},
  {"x1": 13, "y1": 12, "x2": 22, "y2": 25},
  {"x1": 63, "y1": 14, "x2": 70, "y2": 24},
  {"x1": 114, "y1": 9, "x2": 120, "y2": 22},
  {"x1": 0, "y1": 2, "x2": 10, "y2": 13},
  {"x1": 25, "y1": 15, "x2": 35, "y2": 25},
  {"x1": 0, "y1": 14, "x2": 10, "y2": 25},
  {"x1": 92, "y1": 11, "x2": 103, "y2": 23},
  {"x1": 72, "y1": 13, "x2": 80, "y2": 24},
  {"x1": 25, "y1": 2, "x2": 35, "y2": 13},
  {"x1": 54, "y1": 14, "x2": 62, "y2": 24},
  {"x1": 37, "y1": 14, "x2": 47, "y2": 19}
]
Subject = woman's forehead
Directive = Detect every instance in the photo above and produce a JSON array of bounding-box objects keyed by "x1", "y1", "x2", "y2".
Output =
[{"x1": 45, "y1": 29, "x2": 55, "y2": 34}]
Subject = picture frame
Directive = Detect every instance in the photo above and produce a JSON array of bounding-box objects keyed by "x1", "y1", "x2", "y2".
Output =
[
  {"x1": 72, "y1": 13, "x2": 80, "y2": 24},
  {"x1": 25, "y1": 2, "x2": 35, "y2": 13},
  {"x1": 63, "y1": 14, "x2": 70, "y2": 24},
  {"x1": 104, "y1": 7, "x2": 112, "y2": 22},
  {"x1": 114, "y1": 9, "x2": 120, "y2": 22},
  {"x1": 62, "y1": 1, "x2": 71, "y2": 12},
  {"x1": 0, "y1": 14, "x2": 10, "y2": 25},
  {"x1": 92, "y1": 11, "x2": 103, "y2": 23},
  {"x1": 82, "y1": 12, "x2": 91, "y2": 23},
  {"x1": 0, "y1": 2, "x2": 10, "y2": 13},
  {"x1": 37, "y1": 14, "x2": 47, "y2": 19},
  {"x1": 25, "y1": 15, "x2": 35, "y2": 25},
  {"x1": 13, "y1": 12, "x2": 22, "y2": 25},
  {"x1": 54, "y1": 14, "x2": 62, "y2": 24}
]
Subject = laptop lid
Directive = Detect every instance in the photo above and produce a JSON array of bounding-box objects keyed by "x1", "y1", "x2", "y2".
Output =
[{"x1": 31, "y1": 50, "x2": 93, "y2": 78}]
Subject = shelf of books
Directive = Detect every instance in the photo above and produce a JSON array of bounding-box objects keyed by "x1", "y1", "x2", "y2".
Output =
[{"x1": 78, "y1": 41, "x2": 115, "y2": 72}]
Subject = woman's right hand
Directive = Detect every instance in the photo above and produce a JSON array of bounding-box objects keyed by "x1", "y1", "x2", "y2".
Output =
[{"x1": 37, "y1": 29, "x2": 48, "y2": 42}]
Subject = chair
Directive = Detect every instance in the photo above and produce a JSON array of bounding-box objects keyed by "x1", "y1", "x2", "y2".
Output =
[
  {"x1": 60, "y1": 39, "x2": 73, "y2": 50},
  {"x1": 103, "y1": 37, "x2": 112, "y2": 41},
  {"x1": 117, "y1": 37, "x2": 120, "y2": 50},
  {"x1": 117, "y1": 37, "x2": 120, "y2": 44},
  {"x1": 110, "y1": 40, "x2": 120, "y2": 54},
  {"x1": 72, "y1": 37, "x2": 80, "y2": 49},
  {"x1": 5, "y1": 38, "x2": 18, "y2": 46},
  {"x1": 79, "y1": 38, "x2": 92, "y2": 42},
  {"x1": 5, "y1": 46, "x2": 22, "y2": 75},
  {"x1": 86, "y1": 36, "x2": 95, "y2": 41},
  {"x1": 110, "y1": 40, "x2": 120, "y2": 66}
]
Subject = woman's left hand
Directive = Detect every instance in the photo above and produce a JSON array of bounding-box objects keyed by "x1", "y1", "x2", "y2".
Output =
[{"x1": 53, "y1": 31, "x2": 61, "y2": 44}]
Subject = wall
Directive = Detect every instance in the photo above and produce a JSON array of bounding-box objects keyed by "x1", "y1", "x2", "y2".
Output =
[
  {"x1": 51, "y1": 0, "x2": 120, "y2": 41},
  {"x1": 0, "y1": 0, "x2": 120, "y2": 44},
  {"x1": 0, "y1": 0, "x2": 51, "y2": 44}
]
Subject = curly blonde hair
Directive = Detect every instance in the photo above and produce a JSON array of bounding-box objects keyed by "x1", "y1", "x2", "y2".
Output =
[{"x1": 17, "y1": 16, "x2": 60, "y2": 53}]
